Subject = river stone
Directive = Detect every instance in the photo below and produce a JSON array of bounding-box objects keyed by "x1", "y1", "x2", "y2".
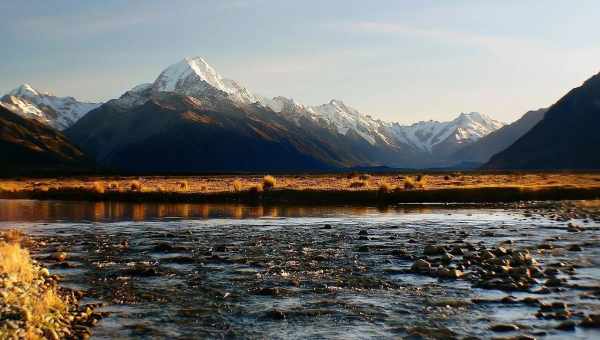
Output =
[
  {"x1": 423, "y1": 245, "x2": 446, "y2": 256},
  {"x1": 489, "y1": 323, "x2": 519, "y2": 332},
  {"x1": 556, "y1": 320, "x2": 576, "y2": 331},
  {"x1": 412, "y1": 259, "x2": 431, "y2": 272},
  {"x1": 581, "y1": 314, "x2": 600, "y2": 328}
]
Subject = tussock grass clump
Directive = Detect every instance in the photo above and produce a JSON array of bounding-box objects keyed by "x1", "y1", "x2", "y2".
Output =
[
  {"x1": 346, "y1": 172, "x2": 359, "y2": 179},
  {"x1": 404, "y1": 177, "x2": 416, "y2": 190},
  {"x1": 378, "y1": 183, "x2": 393, "y2": 193},
  {"x1": 176, "y1": 180, "x2": 189, "y2": 191},
  {"x1": 249, "y1": 183, "x2": 264, "y2": 194},
  {"x1": 0, "y1": 183, "x2": 18, "y2": 193},
  {"x1": 263, "y1": 175, "x2": 276, "y2": 190},
  {"x1": 130, "y1": 180, "x2": 143, "y2": 192},
  {"x1": 0, "y1": 241, "x2": 36, "y2": 283},
  {"x1": 92, "y1": 181, "x2": 105, "y2": 194},
  {"x1": 349, "y1": 180, "x2": 368, "y2": 188},
  {"x1": 416, "y1": 175, "x2": 427, "y2": 188},
  {"x1": 404, "y1": 176, "x2": 426, "y2": 190},
  {"x1": 232, "y1": 179, "x2": 243, "y2": 192}
]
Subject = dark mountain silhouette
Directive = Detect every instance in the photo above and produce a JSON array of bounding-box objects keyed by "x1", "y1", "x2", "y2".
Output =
[
  {"x1": 0, "y1": 106, "x2": 90, "y2": 175},
  {"x1": 485, "y1": 73, "x2": 600, "y2": 169}
]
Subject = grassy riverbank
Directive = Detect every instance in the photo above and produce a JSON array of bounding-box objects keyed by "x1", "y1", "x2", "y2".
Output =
[
  {"x1": 0, "y1": 231, "x2": 102, "y2": 339},
  {"x1": 1, "y1": 172, "x2": 600, "y2": 204}
]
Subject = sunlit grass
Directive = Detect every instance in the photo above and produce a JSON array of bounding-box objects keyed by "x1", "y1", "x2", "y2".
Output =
[
  {"x1": 262, "y1": 175, "x2": 276, "y2": 190},
  {"x1": 0, "y1": 231, "x2": 69, "y2": 340},
  {"x1": 0, "y1": 173, "x2": 599, "y2": 199}
]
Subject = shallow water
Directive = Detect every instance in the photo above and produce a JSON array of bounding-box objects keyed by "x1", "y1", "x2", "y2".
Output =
[{"x1": 1, "y1": 199, "x2": 599, "y2": 339}]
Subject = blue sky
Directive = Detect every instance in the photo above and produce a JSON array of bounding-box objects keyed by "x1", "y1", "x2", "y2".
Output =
[{"x1": 1, "y1": 0, "x2": 599, "y2": 123}]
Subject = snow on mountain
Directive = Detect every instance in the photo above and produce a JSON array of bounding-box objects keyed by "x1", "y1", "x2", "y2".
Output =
[
  {"x1": 386, "y1": 112, "x2": 505, "y2": 152},
  {"x1": 152, "y1": 57, "x2": 257, "y2": 103},
  {"x1": 113, "y1": 56, "x2": 505, "y2": 151},
  {"x1": 1, "y1": 84, "x2": 101, "y2": 130}
]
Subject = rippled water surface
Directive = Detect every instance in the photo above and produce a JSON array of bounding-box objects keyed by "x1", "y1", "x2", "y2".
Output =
[{"x1": 1, "y1": 199, "x2": 599, "y2": 339}]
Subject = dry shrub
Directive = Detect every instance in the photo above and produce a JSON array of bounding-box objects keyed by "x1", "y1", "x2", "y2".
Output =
[
  {"x1": 232, "y1": 179, "x2": 243, "y2": 192},
  {"x1": 2, "y1": 229, "x2": 25, "y2": 243},
  {"x1": 175, "y1": 180, "x2": 189, "y2": 191},
  {"x1": 404, "y1": 177, "x2": 416, "y2": 190},
  {"x1": 349, "y1": 180, "x2": 367, "y2": 188},
  {"x1": 416, "y1": 175, "x2": 427, "y2": 188},
  {"x1": 92, "y1": 181, "x2": 105, "y2": 194},
  {"x1": 130, "y1": 180, "x2": 143, "y2": 192},
  {"x1": 263, "y1": 175, "x2": 276, "y2": 190},
  {"x1": 0, "y1": 182, "x2": 18, "y2": 192},
  {"x1": 249, "y1": 183, "x2": 264, "y2": 194},
  {"x1": 378, "y1": 182, "x2": 393, "y2": 193},
  {"x1": 0, "y1": 242, "x2": 35, "y2": 283},
  {"x1": 346, "y1": 172, "x2": 359, "y2": 179}
]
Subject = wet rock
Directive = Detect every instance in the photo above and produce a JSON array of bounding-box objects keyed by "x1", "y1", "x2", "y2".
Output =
[
  {"x1": 423, "y1": 245, "x2": 446, "y2": 256},
  {"x1": 450, "y1": 247, "x2": 464, "y2": 256},
  {"x1": 356, "y1": 245, "x2": 370, "y2": 252},
  {"x1": 501, "y1": 296, "x2": 517, "y2": 304},
  {"x1": 537, "y1": 243, "x2": 554, "y2": 250},
  {"x1": 358, "y1": 230, "x2": 369, "y2": 236},
  {"x1": 581, "y1": 314, "x2": 600, "y2": 328},
  {"x1": 567, "y1": 244, "x2": 583, "y2": 252},
  {"x1": 321, "y1": 224, "x2": 332, "y2": 229},
  {"x1": 265, "y1": 309, "x2": 286, "y2": 320},
  {"x1": 122, "y1": 265, "x2": 161, "y2": 277},
  {"x1": 441, "y1": 253, "x2": 454, "y2": 263},
  {"x1": 391, "y1": 249, "x2": 409, "y2": 258},
  {"x1": 567, "y1": 223, "x2": 583, "y2": 232},
  {"x1": 555, "y1": 320, "x2": 576, "y2": 331},
  {"x1": 489, "y1": 323, "x2": 519, "y2": 332},
  {"x1": 411, "y1": 259, "x2": 431, "y2": 273},
  {"x1": 544, "y1": 278, "x2": 564, "y2": 287},
  {"x1": 494, "y1": 246, "x2": 509, "y2": 256},
  {"x1": 52, "y1": 251, "x2": 68, "y2": 262},
  {"x1": 253, "y1": 287, "x2": 288, "y2": 297}
]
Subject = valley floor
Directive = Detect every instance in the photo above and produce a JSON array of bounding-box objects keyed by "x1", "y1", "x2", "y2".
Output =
[{"x1": 1, "y1": 172, "x2": 600, "y2": 204}]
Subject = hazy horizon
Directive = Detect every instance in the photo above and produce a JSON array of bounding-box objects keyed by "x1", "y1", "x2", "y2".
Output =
[{"x1": 2, "y1": 0, "x2": 600, "y2": 124}]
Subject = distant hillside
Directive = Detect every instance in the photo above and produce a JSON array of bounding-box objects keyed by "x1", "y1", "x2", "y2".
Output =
[
  {"x1": 0, "y1": 106, "x2": 91, "y2": 175},
  {"x1": 485, "y1": 72, "x2": 600, "y2": 169},
  {"x1": 453, "y1": 108, "x2": 546, "y2": 164}
]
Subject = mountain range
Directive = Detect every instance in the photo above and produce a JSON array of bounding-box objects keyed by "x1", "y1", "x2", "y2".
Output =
[
  {"x1": 64, "y1": 57, "x2": 506, "y2": 171},
  {"x1": 1, "y1": 56, "x2": 598, "y2": 173}
]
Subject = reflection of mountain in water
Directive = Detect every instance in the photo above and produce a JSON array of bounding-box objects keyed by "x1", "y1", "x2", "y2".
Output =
[{"x1": 0, "y1": 200, "x2": 437, "y2": 222}]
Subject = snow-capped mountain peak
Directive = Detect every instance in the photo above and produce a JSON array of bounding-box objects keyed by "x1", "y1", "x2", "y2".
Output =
[
  {"x1": 8, "y1": 83, "x2": 44, "y2": 97},
  {"x1": 1, "y1": 84, "x2": 101, "y2": 130},
  {"x1": 152, "y1": 57, "x2": 257, "y2": 103},
  {"x1": 385, "y1": 112, "x2": 505, "y2": 152}
]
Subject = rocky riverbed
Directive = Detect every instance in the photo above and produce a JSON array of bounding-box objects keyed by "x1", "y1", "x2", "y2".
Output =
[{"x1": 0, "y1": 199, "x2": 599, "y2": 339}]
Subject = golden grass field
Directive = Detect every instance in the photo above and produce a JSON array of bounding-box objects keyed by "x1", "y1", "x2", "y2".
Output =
[{"x1": 1, "y1": 172, "x2": 600, "y2": 204}]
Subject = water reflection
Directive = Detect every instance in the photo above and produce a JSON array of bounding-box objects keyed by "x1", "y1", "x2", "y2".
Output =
[{"x1": 0, "y1": 199, "x2": 439, "y2": 222}]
